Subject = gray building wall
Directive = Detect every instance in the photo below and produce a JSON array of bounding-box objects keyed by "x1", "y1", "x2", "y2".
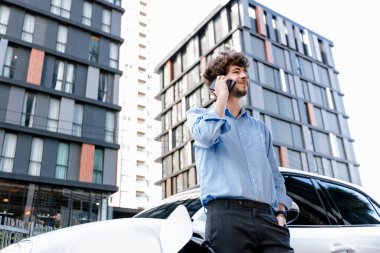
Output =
[
  {"x1": 40, "y1": 138, "x2": 58, "y2": 178},
  {"x1": 6, "y1": 86, "x2": 24, "y2": 125},
  {"x1": 33, "y1": 93, "x2": 50, "y2": 131},
  {"x1": 13, "y1": 133, "x2": 32, "y2": 174},
  {"x1": 58, "y1": 97, "x2": 75, "y2": 135},
  {"x1": 67, "y1": 143, "x2": 81, "y2": 181},
  {"x1": 103, "y1": 148, "x2": 117, "y2": 185},
  {"x1": 0, "y1": 85, "x2": 10, "y2": 122}
]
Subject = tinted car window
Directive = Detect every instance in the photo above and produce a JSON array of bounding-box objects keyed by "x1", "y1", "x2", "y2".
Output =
[
  {"x1": 134, "y1": 198, "x2": 202, "y2": 219},
  {"x1": 319, "y1": 180, "x2": 380, "y2": 225},
  {"x1": 285, "y1": 175, "x2": 329, "y2": 225}
]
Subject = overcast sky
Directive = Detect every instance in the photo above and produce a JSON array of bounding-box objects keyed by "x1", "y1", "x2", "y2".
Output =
[{"x1": 150, "y1": 0, "x2": 380, "y2": 201}]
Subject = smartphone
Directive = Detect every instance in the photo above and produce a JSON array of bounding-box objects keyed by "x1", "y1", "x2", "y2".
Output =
[{"x1": 209, "y1": 79, "x2": 236, "y2": 92}]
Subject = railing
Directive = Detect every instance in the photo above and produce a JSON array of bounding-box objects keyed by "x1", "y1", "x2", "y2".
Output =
[{"x1": 0, "y1": 216, "x2": 55, "y2": 249}]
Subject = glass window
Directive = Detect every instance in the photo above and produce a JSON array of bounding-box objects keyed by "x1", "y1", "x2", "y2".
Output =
[
  {"x1": 0, "y1": 133, "x2": 17, "y2": 173},
  {"x1": 251, "y1": 36, "x2": 265, "y2": 60},
  {"x1": 311, "y1": 130, "x2": 331, "y2": 156},
  {"x1": 298, "y1": 57, "x2": 314, "y2": 81},
  {"x1": 50, "y1": 0, "x2": 71, "y2": 18},
  {"x1": 314, "y1": 107, "x2": 324, "y2": 128},
  {"x1": 72, "y1": 104, "x2": 83, "y2": 137},
  {"x1": 89, "y1": 36, "x2": 100, "y2": 63},
  {"x1": 291, "y1": 124, "x2": 304, "y2": 148},
  {"x1": 284, "y1": 175, "x2": 329, "y2": 225},
  {"x1": 21, "y1": 14, "x2": 35, "y2": 43},
  {"x1": 187, "y1": 65, "x2": 200, "y2": 90},
  {"x1": 2, "y1": 46, "x2": 18, "y2": 78},
  {"x1": 278, "y1": 95, "x2": 294, "y2": 119},
  {"x1": 93, "y1": 148, "x2": 104, "y2": 184},
  {"x1": 82, "y1": 1, "x2": 92, "y2": 26},
  {"x1": 287, "y1": 149, "x2": 302, "y2": 170},
  {"x1": 56, "y1": 142, "x2": 69, "y2": 179},
  {"x1": 271, "y1": 118, "x2": 292, "y2": 146},
  {"x1": 326, "y1": 111, "x2": 340, "y2": 134},
  {"x1": 28, "y1": 137, "x2": 44, "y2": 176},
  {"x1": 312, "y1": 84, "x2": 327, "y2": 107},
  {"x1": 333, "y1": 162, "x2": 350, "y2": 182},
  {"x1": 21, "y1": 92, "x2": 36, "y2": 127},
  {"x1": 98, "y1": 72, "x2": 108, "y2": 102},
  {"x1": 214, "y1": 14, "x2": 223, "y2": 42},
  {"x1": 199, "y1": 27, "x2": 210, "y2": 56},
  {"x1": 319, "y1": 180, "x2": 380, "y2": 224},
  {"x1": 105, "y1": 111, "x2": 115, "y2": 143},
  {"x1": 318, "y1": 65, "x2": 330, "y2": 87},
  {"x1": 273, "y1": 45, "x2": 286, "y2": 69},
  {"x1": 47, "y1": 98, "x2": 60, "y2": 132},
  {"x1": 263, "y1": 89, "x2": 279, "y2": 115},
  {"x1": 336, "y1": 137, "x2": 346, "y2": 159},
  {"x1": 109, "y1": 42, "x2": 119, "y2": 68},
  {"x1": 53, "y1": 60, "x2": 75, "y2": 93},
  {"x1": 187, "y1": 89, "x2": 201, "y2": 110},
  {"x1": 56, "y1": 25, "x2": 68, "y2": 53},
  {"x1": 102, "y1": 9, "x2": 111, "y2": 33},
  {"x1": 0, "y1": 5, "x2": 10, "y2": 35},
  {"x1": 263, "y1": 65, "x2": 279, "y2": 89}
]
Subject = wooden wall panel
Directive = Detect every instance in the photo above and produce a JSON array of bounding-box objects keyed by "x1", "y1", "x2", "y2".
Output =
[
  {"x1": 307, "y1": 103, "x2": 317, "y2": 126},
  {"x1": 264, "y1": 40, "x2": 274, "y2": 64},
  {"x1": 255, "y1": 6, "x2": 267, "y2": 36},
  {"x1": 79, "y1": 143, "x2": 95, "y2": 182},
  {"x1": 26, "y1": 49, "x2": 45, "y2": 85},
  {"x1": 166, "y1": 178, "x2": 172, "y2": 197},
  {"x1": 279, "y1": 146, "x2": 288, "y2": 167}
]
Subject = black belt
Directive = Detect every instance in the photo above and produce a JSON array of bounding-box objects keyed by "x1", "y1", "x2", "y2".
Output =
[{"x1": 208, "y1": 198, "x2": 273, "y2": 213}]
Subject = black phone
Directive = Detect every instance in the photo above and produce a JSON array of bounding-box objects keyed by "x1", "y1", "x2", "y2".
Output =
[{"x1": 209, "y1": 79, "x2": 236, "y2": 92}]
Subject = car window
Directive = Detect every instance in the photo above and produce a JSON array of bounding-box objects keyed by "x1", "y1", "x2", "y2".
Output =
[
  {"x1": 134, "y1": 198, "x2": 202, "y2": 219},
  {"x1": 319, "y1": 180, "x2": 380, "y2": 225},
  {"x1": 284, "y1": 175, "x2": 330, "y2": 225}
]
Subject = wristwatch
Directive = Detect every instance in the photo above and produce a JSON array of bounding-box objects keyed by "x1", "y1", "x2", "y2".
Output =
[{"x1": 275, "y1": 210, "x2": 287, "y2": 218}]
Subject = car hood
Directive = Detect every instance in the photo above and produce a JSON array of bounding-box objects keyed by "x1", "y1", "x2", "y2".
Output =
[{"x1": 1, "y1": 205, "x2": 192, "y2": 253}]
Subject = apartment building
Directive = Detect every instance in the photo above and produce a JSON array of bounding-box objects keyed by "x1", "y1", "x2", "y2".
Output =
[
  {"x1": 109, "y1": 0, "x2": 161, "y2": 217},
  {"x1": 154, "y1": 0, "x2": 360, "y2": 198},
  {"x1": 0, "y1": 0, "x2": 123, "y2": 227}
]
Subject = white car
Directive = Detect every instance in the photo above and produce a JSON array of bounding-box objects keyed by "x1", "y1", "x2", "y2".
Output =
[
  {"x1": 0, "y1": 205, "x2": 193, "y2": 253},
  {"x1": 2, "y1": 168, "x2": 380, "y2": 253},
  {"x1": 135, "y1": 168, "x2": 380, "y2": 253}
]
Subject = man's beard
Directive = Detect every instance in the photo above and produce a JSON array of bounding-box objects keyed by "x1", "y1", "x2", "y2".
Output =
[{"x1": 230, "y1": 87, "x2": 248, "y2": 98}]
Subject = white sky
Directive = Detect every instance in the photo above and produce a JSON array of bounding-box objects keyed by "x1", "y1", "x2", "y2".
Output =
[{"x1": 150, "y1": 0, "x2": 380, "y2": 201}]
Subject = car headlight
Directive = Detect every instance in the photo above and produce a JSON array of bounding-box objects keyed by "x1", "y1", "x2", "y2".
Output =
[{"x1": 0, "y1": 240, "x2": 33, "y2": 253}]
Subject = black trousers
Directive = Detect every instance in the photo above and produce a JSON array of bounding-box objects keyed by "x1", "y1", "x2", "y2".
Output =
[{"x1": 205, "y1": 198, "x2": 294, "y2": 253}]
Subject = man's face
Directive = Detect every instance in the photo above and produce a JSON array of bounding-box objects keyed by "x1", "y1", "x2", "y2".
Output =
[{"x1": 226, "y1": 65, "x2": 249, "y2": 98}]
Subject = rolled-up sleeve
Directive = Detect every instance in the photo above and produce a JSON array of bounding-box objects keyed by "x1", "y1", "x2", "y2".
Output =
[
  {"x1": 186, "y1": 108, "x2": 231, "y2": 149},
  {"x1": 263, "y1": 124, "x2": 293, "y2": 210}
]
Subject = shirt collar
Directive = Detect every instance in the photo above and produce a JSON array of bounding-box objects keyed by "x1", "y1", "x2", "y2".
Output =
[{"x1": 225, "y1": 107, "x2": 248, "y2": 119}]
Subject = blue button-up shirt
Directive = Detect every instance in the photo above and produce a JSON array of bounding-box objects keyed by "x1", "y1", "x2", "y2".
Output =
[{"x1": 186, "y1": 107, "x2": 292, "y2": 210}]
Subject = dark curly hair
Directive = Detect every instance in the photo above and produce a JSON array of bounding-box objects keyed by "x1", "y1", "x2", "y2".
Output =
[{"x1": 203, "y1": 51, "x2": 250, "y2": 86}]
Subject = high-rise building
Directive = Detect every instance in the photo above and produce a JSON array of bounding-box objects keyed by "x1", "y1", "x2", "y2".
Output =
[
  {"x1": 109, "y1": 0, "x2": 161, "y2": 217},
  {"x1": 154, "y1": 0, "x2": 360, "y2": 198},
  {"x1": 0, "y1": 0, "x2": 123, "y2": 227}
]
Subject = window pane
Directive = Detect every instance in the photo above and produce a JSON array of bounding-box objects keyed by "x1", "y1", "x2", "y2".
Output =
[
  {"x1": 82, "y1": 1, "x2": 92, "y2": 26},
  {"x1": 21, "y1": 14, "x2": 35, "y2": 42},
  {"x1": 56, "y1": 142, "x2": 69, "y2": 179},
  {"x1": 28, "y1": 138, "x2": 44, "y2": 176},
  {"x1": 285, "y1": 176, "x2": 329, "y2": 225},
  {"x1": 0, "y1": 5, "x2": 10, "y2": 35},
  {"x1": 319, "y1": 180, "x2": 380, "y2": 225},
  {"x1": 0, "y1": 133, "x2": 17, "y2": 172}
]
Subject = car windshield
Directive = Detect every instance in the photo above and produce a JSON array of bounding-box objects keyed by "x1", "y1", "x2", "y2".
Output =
[{"x1": 134, "y1": 198, "x2": 202, "y2": 219}]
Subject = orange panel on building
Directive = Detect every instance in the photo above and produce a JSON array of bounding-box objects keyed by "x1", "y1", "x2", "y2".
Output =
[
  {"x1": 255, "y1": 6, "x2": 267, "y2": 36},
  {"x1": 279, "y1": 146, "x2": 288, "y2": 167},
  {"x1": 79, "y1": 144, "x2": 95, "y2": 183},
  {"x1": 26, "y1": 49, "x2": 45, "y2": 85},
  {"x1": 264, "y1": 40, "x2": 274, "y2": 64},
  {"x1": 307, "y1": 103, "x2": 317, "y2": 126},
  {"x1": 166, "y1": 178, "x2": 172, "y2": 197},
  {"x1": 164, "y1": 60, "x2": 173, "y2": 87}
]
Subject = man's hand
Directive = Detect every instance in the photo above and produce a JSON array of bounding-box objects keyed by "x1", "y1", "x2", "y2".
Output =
[{"x1": 275, "y1": 213, "x2": 287, "y2": 227}]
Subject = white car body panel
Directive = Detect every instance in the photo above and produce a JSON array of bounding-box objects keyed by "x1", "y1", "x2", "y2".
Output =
[{"x1": 0, "y1": 205, "x2": 192, "y2": 253}]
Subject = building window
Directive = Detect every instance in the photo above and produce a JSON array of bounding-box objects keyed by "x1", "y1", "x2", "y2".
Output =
[
  {"x1": 82, "y1": 1, "x2": 92, "y2": 26},
  {"x1": 53, "y1": 60, "x2": 75, "y2": 93},
  {"x1": 28, "y1": 137, "x2": 44, "y2": 176},
  {"x1": 102, "y1": 9, "x2": 111, "y2": 33},
  {"x1": 55, "y1": 142, "x2": 69, "y2": 179},
  {"x1": 56, "y1": 25, "x2": 68, "y2": 53},
  {"x1": 93, "y1": 148, "x2": 104, "y2": 184},
  {"x1": 105, "y1": 0, "x2": 121, "y2": 6},
  {"x1": 89, "y1": 36, "x2": 99, "y2": 63},
  {"x1": 109, "y1": 42, "x2": 118, "y2": 68},
  {"x1": 105, "y1": 111, "x2": 115, "y2": 143},
  {"x1": 47, "y1": 98, "x2": 60, "y2": 132},
  {"x1": 0, "y1": 133, "x2": 17, "y2": 173},
  {"x1": 21, "y1": 93, "x2": 36, "y2": 127},
  {"x1": 21, "y1": 14, "x2": 35, "y2": 43},
  {"x1": 98, "y1": 72, "x2": 108, "y2": 102},
  {"x1": 72, "y1": 104, "x2": 83, "y2": 137},
  {"x1": 2, "y1": 46, "x2": 18, "y2": 78},
  {"x1": 50, "y1": 0, "x2": 71, "y2": 18},
  {"x1": 0, "y1": 5, "x2": 10, "y2": 35}
]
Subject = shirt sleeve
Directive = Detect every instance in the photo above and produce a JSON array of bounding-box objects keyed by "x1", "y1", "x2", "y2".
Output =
[
  {"x1": 186, "y1": 108, "x2": 231, "y2": 149},
  {"x1": 263, "y1": 124, "x2": 293, "y2": 210}
]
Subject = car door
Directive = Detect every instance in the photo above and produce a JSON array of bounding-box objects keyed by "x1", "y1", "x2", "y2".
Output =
[
  {"x1": 317, "y1": 179, "x2": 380, "y2": 253},
  {"x1": 284, "y1": 175, "x2": 360, "y2": 253}
]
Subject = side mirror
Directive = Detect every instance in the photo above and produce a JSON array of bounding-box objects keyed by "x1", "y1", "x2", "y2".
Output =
[{"x1": 286, "y1": 201, "x2": 299, "y2": 225}]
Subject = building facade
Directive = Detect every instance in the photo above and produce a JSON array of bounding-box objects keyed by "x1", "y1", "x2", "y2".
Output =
[
  {"x1": 109, "y1": 0, "x2": 162, "y2": 217},
  {"x1": 0, "y1": 0, "x2": 123, "y2": 227},
  {"x1": 154, "y1": 0, "x2": 360, "y2": 198}
]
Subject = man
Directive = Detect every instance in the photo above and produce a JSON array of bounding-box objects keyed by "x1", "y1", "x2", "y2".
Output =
[{"x1": 186, "y1": 51, "x2": 293, "y2": 252}]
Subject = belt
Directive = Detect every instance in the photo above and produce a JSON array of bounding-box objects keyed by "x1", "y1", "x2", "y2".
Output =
[{"x1": 208, "y1": 198, "x2": 273, "y2": 213}]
